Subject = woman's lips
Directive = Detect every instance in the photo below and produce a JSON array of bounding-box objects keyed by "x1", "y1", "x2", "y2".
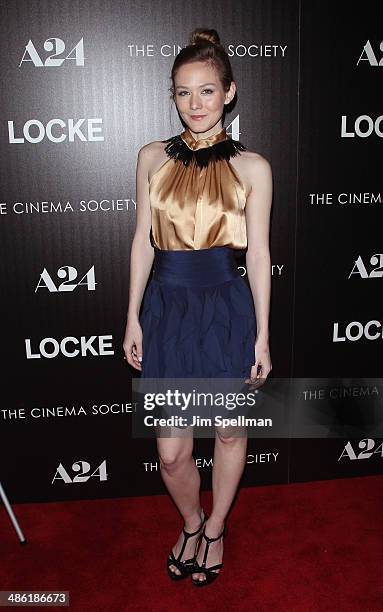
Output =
[{"x1": 190, "y1": 115, "x2": 206, "y2": 120}]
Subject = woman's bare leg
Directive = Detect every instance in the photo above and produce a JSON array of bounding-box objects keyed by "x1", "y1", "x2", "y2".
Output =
[
  {"x1": 192, "y1": 428, "x2": 248, "y2": 582},
  {"x1": 157, "y1": 427, "x2": 203, "y2": 576}
]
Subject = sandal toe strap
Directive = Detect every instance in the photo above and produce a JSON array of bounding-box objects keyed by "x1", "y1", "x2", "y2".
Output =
[
  {"x1": 168, "y1": 552, "x2": 195, "y2": 568},
  {"x1": 204, "y1": 562, "x2": 223, "y2": 571},
  {"x1": 193, "y1": 561, "x2": 223, "y2": 572}
]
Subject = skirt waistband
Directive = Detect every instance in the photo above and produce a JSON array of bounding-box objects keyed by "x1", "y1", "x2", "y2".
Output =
[{"x1": 152, "y1": 246, "x2": 241, "y2": 287}]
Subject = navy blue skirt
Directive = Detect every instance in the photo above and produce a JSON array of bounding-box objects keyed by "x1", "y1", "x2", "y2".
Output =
[{"x1": 139, "y1": 246, "x2": 257, "y2": 378}]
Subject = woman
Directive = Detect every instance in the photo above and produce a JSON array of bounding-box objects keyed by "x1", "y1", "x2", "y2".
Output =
[{"x1": 123, "y1": 28, "x2": 272, "y2": 586}]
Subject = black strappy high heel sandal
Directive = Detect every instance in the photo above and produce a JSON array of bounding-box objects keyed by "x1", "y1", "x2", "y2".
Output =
[
  {"x1": 191, "y1": 524, "x2": 227, "y2": 587},
  {"x1": 167, "y1": 509, "x2": 208, "y2": 581}
]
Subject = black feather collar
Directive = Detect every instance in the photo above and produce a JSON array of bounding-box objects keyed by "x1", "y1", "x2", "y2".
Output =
[{"x1": 161, "y1": 126, "x2": 246, "y2": 169}]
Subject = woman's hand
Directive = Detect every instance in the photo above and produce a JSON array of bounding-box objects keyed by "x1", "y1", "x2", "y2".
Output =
[
  {"x1": 123, "y1": 318, "x2": 143, "y2": 371},
  {"x1": 245, "y1": 335, "x2": 272, "y2": 389}
]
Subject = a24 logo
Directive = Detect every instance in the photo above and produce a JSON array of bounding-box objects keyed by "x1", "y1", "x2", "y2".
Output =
[
  {"x1": 19, "y1": 38, "x2": 84, "y2": 67},
  {"x1": 35, "y1": 266, "x2": 96, "y2": 292},
  {"x1": 52, "y1": 460, "x2": 107, "y2": 483},
  {"x1": 338, "y1": 438, "x2": 383, "y2": 461},
  {"x1": 357, "y1": 40, "x2": 383, "y2": 66}
]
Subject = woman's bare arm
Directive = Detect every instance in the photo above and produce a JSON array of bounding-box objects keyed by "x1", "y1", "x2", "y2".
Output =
[
  {"x1": 127, "y1": 145, "x2": 155, "y2": 322},
  {"x1": 123, "y1": 144, "x2": 155, "y2": 370},
  {"x1": 244, "y1": 154, "x2": 273, "y2": 381}
]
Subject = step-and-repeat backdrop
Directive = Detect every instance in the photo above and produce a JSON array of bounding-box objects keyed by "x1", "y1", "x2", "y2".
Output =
[{"x1": 0, "y1": 0, "x2": 381, "y2": 503}]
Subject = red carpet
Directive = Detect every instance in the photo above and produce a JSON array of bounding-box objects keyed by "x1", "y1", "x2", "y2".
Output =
[{"x1": 1, "y1": 475, "x2": 382, "y2": 611}]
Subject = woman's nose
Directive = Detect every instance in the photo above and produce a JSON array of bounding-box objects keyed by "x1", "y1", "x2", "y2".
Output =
[{"x1": 189, "y1": 95, "x2": 202, "y2": 109}]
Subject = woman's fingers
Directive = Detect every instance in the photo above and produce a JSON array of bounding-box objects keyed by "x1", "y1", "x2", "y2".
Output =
[
  {"x1": 132, "y1": 342, "x2": 142, "y2": 364},
  {"x1": 124, "y1": 341, "x2": 142, "y2": 371},
  {"x1": 245, "y1": 362, "x2": 270, "y2": 389}
]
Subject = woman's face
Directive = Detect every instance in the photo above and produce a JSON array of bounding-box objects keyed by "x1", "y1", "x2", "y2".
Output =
[{"x1": 174, "y1": 61, "x2": 234, "y2": 134}]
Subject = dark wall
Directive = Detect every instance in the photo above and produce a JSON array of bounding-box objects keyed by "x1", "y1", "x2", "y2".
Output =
[{"x1": 0, "y1": 0, "x2": 381, "y2": 503}]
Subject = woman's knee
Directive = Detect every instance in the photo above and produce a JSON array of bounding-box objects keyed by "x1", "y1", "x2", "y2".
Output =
[
  {"x1": 215, "y1": 427, "x2": 248, "y2": 444},
  {"x1": 157, "y1": 439, "x2": 193, "y2": 471},
  {"x1": 159, "y1": 451, "x2": 191, "y2": 472}
]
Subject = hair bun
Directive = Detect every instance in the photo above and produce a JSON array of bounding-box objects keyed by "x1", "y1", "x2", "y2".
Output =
[{"x1": 189, "y1": 28, "x2": 221, "y2": 47}]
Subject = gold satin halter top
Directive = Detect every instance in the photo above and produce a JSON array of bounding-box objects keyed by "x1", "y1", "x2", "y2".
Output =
[{"x1": 148, "y1": 126, "x2": 248, "y2": 251}]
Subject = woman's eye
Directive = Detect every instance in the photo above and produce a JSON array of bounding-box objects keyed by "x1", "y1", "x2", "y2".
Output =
[{"x1": 177, "y1": 89, "x2": 214, "y2": 96}]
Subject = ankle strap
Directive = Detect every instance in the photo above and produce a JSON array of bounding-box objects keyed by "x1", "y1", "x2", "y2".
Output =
[
  {"x1": 182, "y1": 508, "x2": 207, "y2": 538},
  {"x1": 200, "y1": 526, "x2": 225, "y2": 569},
  {"x1": 202, "y1": 526, "x2": 225, "y2": 543}
]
